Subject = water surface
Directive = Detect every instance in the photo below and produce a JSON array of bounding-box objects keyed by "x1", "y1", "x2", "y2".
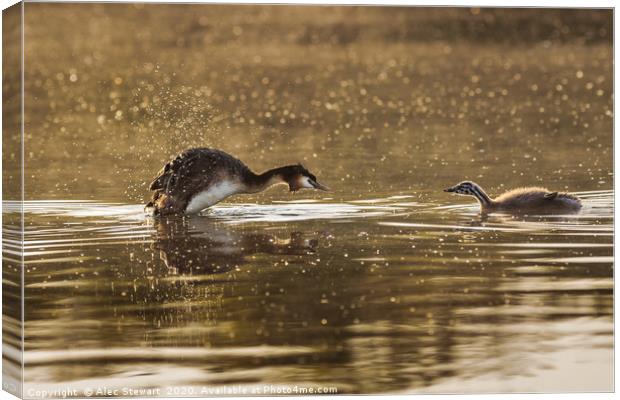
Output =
[
  {"x1": 1, "y1": 4, "x2": 613, "y2": 396},
  {"x1": 3, "y1": 190, "x2": 612, "y2": 395}
]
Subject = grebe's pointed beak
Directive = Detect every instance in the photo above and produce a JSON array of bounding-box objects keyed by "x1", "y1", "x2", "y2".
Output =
[
  {"x1": 309, "y1": 179, "x2": 330, "y2": 191},
  {"x1": 444, "y1": 186, "x2": 456, "y2": 193}
]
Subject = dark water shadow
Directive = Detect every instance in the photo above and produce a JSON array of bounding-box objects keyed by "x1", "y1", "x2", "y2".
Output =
[{"x1": 150, "y1": 216, "x2": 319, "y2": 275}]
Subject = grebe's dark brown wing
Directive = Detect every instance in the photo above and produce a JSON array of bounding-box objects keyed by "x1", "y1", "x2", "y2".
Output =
[
  {"x1": 149, "y1": 162, "x2": 172, "y2": 191},
  {"x1": 147, "y1": 147, "x2": 257, "y2": 215},
  {"x1": 149, "y1": 148, "x2": 209, "y2": 192},
  {"x1": 152, "y1": 148, "x2": 252, "y2": 196}
]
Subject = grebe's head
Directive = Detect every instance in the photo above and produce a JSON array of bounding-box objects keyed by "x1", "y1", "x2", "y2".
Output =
[
  {"x1": 281, "y1": 164, "x2": 329, "y2": 192},
  {"x1": 444, "y1": 181, "x2": 480, "y2": 196}
]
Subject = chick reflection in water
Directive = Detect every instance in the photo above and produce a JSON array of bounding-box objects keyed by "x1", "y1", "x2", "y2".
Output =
[{"x1": 151, "y1": 217, "x2": 319, "y2": 275}]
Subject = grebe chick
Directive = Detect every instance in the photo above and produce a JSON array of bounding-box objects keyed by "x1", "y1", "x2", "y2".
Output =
[
  {"x1": 146, "y1": 147, "x2": 329, "y2": 215},
  {"x1": 444, "y1": 181, "x2": 581, "y2": 213}
]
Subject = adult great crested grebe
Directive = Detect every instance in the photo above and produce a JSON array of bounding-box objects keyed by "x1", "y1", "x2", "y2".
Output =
[
  {"x1": 146, "y1": 147, "x2": 329, "y2": 215},
  {"x1": 444, "y1": 181, "x2": 582, "y2": 213}
]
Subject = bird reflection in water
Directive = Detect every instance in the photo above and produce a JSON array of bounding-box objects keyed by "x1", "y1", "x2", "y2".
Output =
[{"x1": 150, "y1": 216, "x2": 319, "y2": 275}]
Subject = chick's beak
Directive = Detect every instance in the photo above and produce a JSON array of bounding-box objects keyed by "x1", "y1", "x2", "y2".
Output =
[
  {"x1": 310, "y1": 179, "x2": 330, "y2": 191},
  {"x1": 444, "y1": 186, "x2": 456, "y2": 193}
]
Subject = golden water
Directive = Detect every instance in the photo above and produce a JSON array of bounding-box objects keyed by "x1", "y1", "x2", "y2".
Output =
[{"x1": 2, "y1": 5, "x2": 613, "y2": 396}]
